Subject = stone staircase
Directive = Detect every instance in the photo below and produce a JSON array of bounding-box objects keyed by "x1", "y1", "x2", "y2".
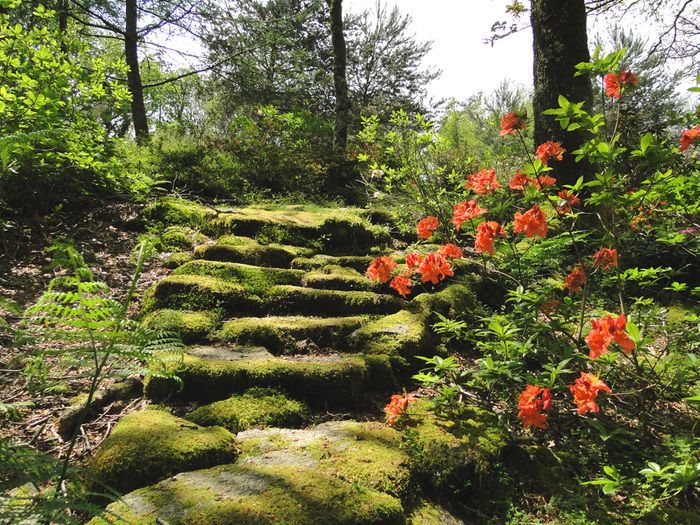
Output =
[{"x1": 85, "y1": 199, "x2": 497, "y2": 524}]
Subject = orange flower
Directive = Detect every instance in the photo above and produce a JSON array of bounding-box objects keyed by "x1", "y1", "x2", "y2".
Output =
[
  {"x1": 679, "y1": 126, "x2": 700, "y2": 152},
  {"x1": 513, "y1": 205, "x2": 547, "y2": 238},
  {"x1": 570, "y1": 372, "x2": 611, "y2": 415},
  {"x1": 417, "y1": 216, "x2": 439, "y2": 239},
  {"x1": 405, "y1": 252, "x2": 424, "y2": 272},
  {"x1": 439, "y1": 243, "x2": 463, "y2": 259},
  {"x1": 452, "y1": 199, "x2": 486, "y2": 231},
  {"x1": 418, "y1": 252, "x2": 454, "y2": 284},
  {"x1": 385, "y1": 393, "x2": 417, "y2": 425},
  {"x1": 365, "y1": 256, "x2": 397, "y2": 283},
  {"x1": 465, "y1": 168, "x2": 501, "y2": 195},
  {"x1": 604, "y1": 70, "x2": 638, "y2": 99},
  {"x1": 564, "y1": 266, "x2": 587, "y2": 294},
  {"x1": 533, "y1": 174, "x2": 557, "y2": 189},
  {"x1": 556, "y1": 190, "x2": 580, "y2": 213},
  {"x1": 509, "y1": 171, "x2": 533, "y2": 191},
  {"x1": 585, "y1": 314, "x2": 635, "y2": 360},
  {"x1": 592, "y1": 247, "x2": 618, "y2": 269},
  {"x1": 500, "y1": 111, "x2": 527, "y2": 136},
  {"x1": 517, "y1": 385, "x2": 552, "y2": 430},
  {"x1": 474, "y1": 221, "x2": 506, "y2": 256},
  {"x1": 390, "y1": 273, "x2": 413, "y2": 298},
  {"x1": 535, "y1": 141, "x2": 565, "y2": 166}
]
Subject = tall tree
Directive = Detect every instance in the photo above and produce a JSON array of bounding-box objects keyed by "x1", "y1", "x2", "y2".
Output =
[
  {"x1": 530, "y1": 0, "x2": 593, "y2": 185},
  {"x1": 125, "y1": 0, "x2": 148, "y2": 140},
  {"x1": 328, "y1": 0, "x2": 349, "y2": 152}
]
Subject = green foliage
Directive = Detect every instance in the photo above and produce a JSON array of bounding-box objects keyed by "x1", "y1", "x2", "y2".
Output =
[{"x1": 0, "y1": 1, "x2": 133, "y2": 215}]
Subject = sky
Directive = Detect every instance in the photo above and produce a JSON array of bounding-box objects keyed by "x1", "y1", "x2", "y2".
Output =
[{"x1": 346, "y1": 0, "x2": 534, "y2": 102}]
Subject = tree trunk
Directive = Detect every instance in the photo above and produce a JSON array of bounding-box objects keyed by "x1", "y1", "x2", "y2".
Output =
[
  {"x1": 329, "y1": 0, "x2": 350, "y2": 153},
  {"x1": 125, "y1": 0, "x2": 149, "y2": 142},
  {"x1": 531, "y1": 0, "x2": 593, "y2": 185},
  {"x1": 56, "y1": 0, "x2": 68, "y2": 52}
]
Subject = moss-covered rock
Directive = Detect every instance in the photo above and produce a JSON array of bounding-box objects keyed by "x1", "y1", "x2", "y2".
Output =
[
  {"x1": 164, "y1": 251, "x2": 194, "y2": 269},
  {"x1": 142, "y1": 274, "x2": 260, "y2": 313},
  {"x1": 196, "y1": 241, "x2": 298, "y2": 268},
  {"x1": 142, "y1": 309, "x2": 219, "y2": 344},
  {"x1": 87, "y1": 463, "x2": 404, "y2": 525},
  {"x1": 407, "y1": 501, "x2": 466, "y2": 525},
  {"x1": 400, "y1": 400, "x2": 507, "y2": 503},
  {"x1": 302, "y1": 265, "x2": 381, "y2": 292},
  {"x1": 88, "y1": 409, "x2": 238, "y2": 494},
  {"x1": 350, "y1": 310, "x2": 430, "y2": 361},
  {"x1": 291, "y1": 254, "x2": 375, "y2": 273},
  {"x1": 411, "y1": 281, "x2": 483, "y2": 321},
  {"x1": 143, "y1": 197, "x2": 216, "y2": 230},
  {"x1": 217, "y1": 315, "x2": 367, "y2": 353},
  {"x1": 144, "y1": 351, "x2": 396, "y2": 407},
  {"x1": 238, "y1": 421, "x2": 414, "y2": 502},
  {"x1": 160, "y1": 226, "x2": 207, "y2": 252},
  {"x1": 267, "y1": 285, "x2": 402, "y2": 316},
  {"x1": 188, "y1": 388, "x2": 310, "y2": 432},
  {"x1": 174, "y1": 260, "x2": 303, "y2": 296}
]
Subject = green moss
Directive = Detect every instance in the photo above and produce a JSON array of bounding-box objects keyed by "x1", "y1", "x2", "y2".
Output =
[
  {"x1": 142, "y1": 309, "x2": 219, "y2": 344},
  {"x1": 87, "y1": 463, "x2": 404, "y2": 525},
  {"x1": 411, "y1": 281, "x2": 483, "y2": 321},
  {"x1": 164, "y1": 251, "x2": 193, "y2": 269},
  {"x1": 666, "y1": 304, "x2": 699, "y2": 326},
  {"x1": 88, "y1": 409, "x2": 238, "y2": 494},
  {"x1": 196, "y1": 242, "x2": 298, "y2": 268},
  {"x1": 144, "y1": 352, "x2": 395, "y2": 408},
  {"x1": 350, "y1": 310, "x2": 430, "y2": 360},
  {"x1": 267, "y1": 285, "x2": 402, "y2": 316},
  {"x1": 142, "y1": 274, "x2": 260, "y2": 313},
  {"x1": 143, "y1": 197, "x2": 216, "y2": 230},
  {"x1": 174, "y1": 260, "x2": 303, "y2": 296},
  {"x1": 291, "y1": 254, "x2": 375, "y2": 273},
  {"x1": 217, "y1": 315, "x2": 367, "y2": 352},
  {"x1": 407, "y1": 501, "x2": 465, "y2": 525},
  {"x1": 302, "y1": 265, "x2": 381, "y2": 292},
  {"x1": 401, "y1": 399, "x2": 507, "y2": 500},
  {"x1": 160, "y1": 226, "x2": 206, "y2": 252},
  {"x1": 188, "y1": 388, "x2": 310, "y2": 432}
]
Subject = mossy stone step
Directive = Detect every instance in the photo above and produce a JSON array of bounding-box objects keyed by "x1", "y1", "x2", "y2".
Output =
[
  {"x1": 350, "y1": 309, "x2": 431, "y2": 362},
  {"x1": 88, "y1": 409, "x2": 238, "y2": 495},
  {"x1": 173, "y1": 260, "x2": 304, "y2": 293},
  {"x1": 188, "y1": 388, "x2": 310, "y2": 433},
  {"x1": 237, "y1": 421, "x2": 414, "y2": 502},
  {"x1": 144, "y1": 348, "x2": 396, "y2": 407},
  {"x1": 196, "y1": 236, "x2": 314, "y2": 268},
  {"x1": 142, "y1": 309, "x2": 219, "y2": 344},
  {"x1": 217, "y1": 315, "x2": 368, "y2": 353},
  {"x1": 291, "y1": 254, "x2": 376, "y2": 273},
  {"x1": 301, "y1": 265, "x2": 382, "y2": 292},
  {"x1": 266, "y1": 285, "x2": 402, "y2": 316},
  {"x1": 87, "y1": 463, "x2": 404, "y2": 525}
]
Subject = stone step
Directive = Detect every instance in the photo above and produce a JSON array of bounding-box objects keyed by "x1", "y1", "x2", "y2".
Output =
[
  {"x1": 266, "y1": 285, "x2": 402, "y2": 316},
  {"x1": 291, "y1": 254, "x2": 376, "y2": 273},
  {"x1": 301, "y1": 265, "x2": 382, "y2": 292},
  {"x1": 217, "y1": 315, "x2": 368, "y2": 353},
  {"x1": 144, "y1": 346, "x2": 396, "y2": 407},
  {"x1": 195, "y1": 236, "x2": 315, "y2": 268}
]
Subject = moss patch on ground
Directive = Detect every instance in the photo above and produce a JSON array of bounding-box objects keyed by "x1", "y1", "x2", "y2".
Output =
[
  {"x1": 238, "y1": 421, "x2": 414, "y2": 502},
  {"x1": 88, "y1": 409, "x2": 238, "y2": 495},
  {"x1": 142, "y1": 309, "x2": 219, "y2": 344},
  {"x1": 188, "y1": 388, "x2": 310, "y2": 432},
  {"x1": 302, "y1": 265, "x2": 381, "y2": 292},
  {"x1": 174, "y1": 260, "x2": 304, "y2": 296},
  {"x1": 143, "y1": 197, "x2": 216, "y2": 231},
  {"x1": 217, "y1": 315, "x2": 367, "y2": 353},
  {"x1": 144, "y1": 352, "x2": 396, "y2": 408},
  {"x1": 87, "y1": 463, "x2": 404, "y2": 525}
]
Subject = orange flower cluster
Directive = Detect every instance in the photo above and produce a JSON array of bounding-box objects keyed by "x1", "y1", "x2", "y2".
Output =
[
  {"x1": 405, "y1": 252, "x2": 424, "y2": 271},
  {"x1": 385, "y1": 393, "x2": 417, "y2": 425},
  {"x1": 533, "y1": 174, "x2": 557, "y2": 189},
  {"x1": 517, "y1": 385, "x2": 552, "y2": 429},
  {"x1": 513, "y1": 205, "x2": 547, "y2": 238},
  {"x1": 679, "y1": 126, "x2": 700, "y2": 152},
  {"x1": 452, "y1": 199, "x2": 486, "y2": 231},
  {"x1": 500, "y1": 111, "x2": 527, "y2": 136},
  {"x1": 604, "y1": 70, "x2": 638, "y2": 99},
  {"x1": 570, "y1": 372, "x2": 611, "y2": 415},
  {"x1": 592, "y1": 247, "x2": 618, "y2": 269},
  {"x1": 474, "y1": 221, "x2": 506, "y2": 256},
  {"x1": 438, "y1": 243, "x2": 463, "y2": 259},
  {"x1": 417, "y1": 216, "x2": 439, "y2": 239},
  {"x1": 564, "y1": 266, "x2": 587, "y2": 294},
  {"x1": 390, "y1": 273, "x2": 413, "y2": 297},
  {"x1": 509, "y1": 171, "x2": 532, "y2": 191},
  {"x1": 465, "y1": 169, "x2": 501, "y2": 195},
  {"x1": 556, "y1": 190, "x2": 580, "y2": 213},
  {"x1": 585, "y1": 313, "x2": 635, "y2": 360},
  {"x1": 365, "y1": 256, "x2": 397, "y2": 283},
  {"x1": 418, "y1": 252, "x2": 454, "y2": 284},
  {"x1": 535, "y1": 141, "x2": 565, "y2": 165}
]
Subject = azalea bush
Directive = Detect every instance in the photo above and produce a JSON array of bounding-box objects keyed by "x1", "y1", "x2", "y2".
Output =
[{"x1": 364, "y1": 50, "x2": 699, "y2": 517}]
